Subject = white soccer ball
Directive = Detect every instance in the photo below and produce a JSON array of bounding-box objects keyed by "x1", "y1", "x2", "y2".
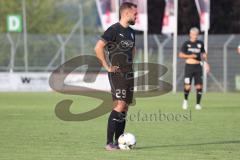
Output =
[{"x1": 118, "y1": 133, "x2": 136, "y2": 150}]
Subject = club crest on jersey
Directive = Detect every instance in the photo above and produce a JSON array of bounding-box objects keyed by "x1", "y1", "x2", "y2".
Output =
[
  {"x1": 119, "y1": 33, "x2": 124, "y2": 37},
  {"x1": 197, "y1": 43, "x2": 202, "y2": 48},
  {"x1": 187, "y1": 44, "x2": 191, "y2": 48}
]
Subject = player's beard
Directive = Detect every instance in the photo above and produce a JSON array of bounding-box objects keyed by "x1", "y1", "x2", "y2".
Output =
[{"x1": 128, "y1": 19, "x2": 135, "y2": 25}]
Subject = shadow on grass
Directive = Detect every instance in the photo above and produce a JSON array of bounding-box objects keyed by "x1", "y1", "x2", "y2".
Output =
[{"x1": 136, "y1": 140, "x2": 240, "y2": 150}]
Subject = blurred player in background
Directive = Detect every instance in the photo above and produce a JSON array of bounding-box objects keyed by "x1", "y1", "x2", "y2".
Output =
[
  {"x1": 94, "y1": 2, "x2": 137, "y2": 150},
  {"x1": 179, "y1": 27, "x2": 210, "y2": 110}
]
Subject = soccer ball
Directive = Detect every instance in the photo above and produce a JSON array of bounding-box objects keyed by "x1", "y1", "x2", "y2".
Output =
[{"x1": 118, "y1": 133, "x2": 136, "y2": 150}]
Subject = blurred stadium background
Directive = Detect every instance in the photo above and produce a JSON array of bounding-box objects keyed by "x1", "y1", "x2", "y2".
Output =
[{"x1": 0, "y1": 0, "x2": 240, "y2": 92}]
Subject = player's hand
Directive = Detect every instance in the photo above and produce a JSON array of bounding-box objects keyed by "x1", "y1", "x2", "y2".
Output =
[
  {"x1": 204, "y1": 62, "x2": 210, "y2": 74},
  {"x1": 190, "y1": 54, "x2": 197, "y2": 58},
  {"x1": 107, "y1": 66, "x2": 120, "y2": 73}
]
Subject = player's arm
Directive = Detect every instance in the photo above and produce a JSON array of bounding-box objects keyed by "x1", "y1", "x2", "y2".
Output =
[
  {"x1": 202, "y1": 52, "x2": 208, "y2": 62},
  {"x1": 202, "y1": 52, "x2": 210, "y2": 73},
  {"x1": 201, "y1": 42, "x2": 210, "y2": 73},
  {"x1": 132, "y1": 31, "x2": 136, "y2": 60},
  {"x1": 94, "y1": 40, "x2": 119, "y2": 72}
]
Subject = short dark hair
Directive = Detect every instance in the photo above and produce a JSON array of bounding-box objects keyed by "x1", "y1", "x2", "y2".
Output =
[{"x1": 119, "y1": 2, "x2": 137, "y2": 15}]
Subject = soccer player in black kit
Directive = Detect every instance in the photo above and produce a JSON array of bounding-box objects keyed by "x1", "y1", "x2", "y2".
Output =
[
  {"x1": 94, "y1": 2, "x2": 137, "y2": 150},
  {"x1": 179, "y1": 27, "x2": 210, "y2": 110}
]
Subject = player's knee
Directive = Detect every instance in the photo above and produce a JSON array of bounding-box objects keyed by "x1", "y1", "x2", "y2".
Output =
[
  {"x1": 124, "y1": 105, "x2": 129, "y2": 112},
  {"x1": 113, "y1": 100, "x2": 127, "y2": 112},
  {"x1": 195, "y1": 84, "x2": 202, "y2": 90},
  {"x1": 184, "y1": 85, "x2": 191, "y2": 91}
]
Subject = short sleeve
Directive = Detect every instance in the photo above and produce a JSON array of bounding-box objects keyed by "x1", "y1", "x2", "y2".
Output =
[
  {"x1": 181, "y1": 41, "x2": 188, "y2": 53},
  {"x1": 131, "y1": 29, "x2": 136, "y2": 46},
  {"x1": 133, "y1": 30, "x2": 136, "y2": 42},
  {"x1": 101, "y1": 26, "x2": 115, "y2": 42}
]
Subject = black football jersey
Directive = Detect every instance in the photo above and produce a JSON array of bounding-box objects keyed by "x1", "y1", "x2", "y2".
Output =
[
  {"x1": 101, "y1": 23, "x2": 135, "y2": 71},
  {"x1": 181, "y1": 40, "x2": 205, "y2": 61}
]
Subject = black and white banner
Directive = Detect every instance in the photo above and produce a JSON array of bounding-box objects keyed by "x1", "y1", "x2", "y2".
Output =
[
  {"x1": 195, "y1": 0, "x2": 210, "y2": 31},
  {"x1": 162, "y1": 0, "x2": 175, "y2": 34},
  {"x1": 96, "y1": 0, "x2": 119, "y2": 31},
  {"x1": 96, "y1": 0, "x2": 148, "y2": 31}
]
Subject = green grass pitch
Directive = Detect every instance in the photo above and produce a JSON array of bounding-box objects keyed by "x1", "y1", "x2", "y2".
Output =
[{"x1": 0, "y1": 92, "x2": 240, "y2": 160}]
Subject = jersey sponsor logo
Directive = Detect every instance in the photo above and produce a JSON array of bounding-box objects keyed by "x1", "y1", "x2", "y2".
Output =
[
  {"x1": 105, "y1": 40, "x2": 134, "y2": 53},
  {"x1": 188, "y1": 48, "x2": 201, "y2": 53},
  {"x1": 119, "y1": 40, "x2": 134, "y2": 50}
]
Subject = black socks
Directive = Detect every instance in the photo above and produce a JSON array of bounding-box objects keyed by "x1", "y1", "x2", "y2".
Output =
[
  {"x1": 107, "y1": 110, "x2": 126, "y2": 145},
  {"x1": 184, "y1": 88, "x2": 190, "y2": 100},
  {"x1": 184, "y1": 88, "x2": 202, "y2": 104},
  {"x1": 107, "y1": 110, "x2": 118, "y2": 144},
  {"x1": 196, "y1": 89, "x2": 202, "y2": 104},
  {"x1": 115, "y1": 112, "x2": 126, "y2": 143}
]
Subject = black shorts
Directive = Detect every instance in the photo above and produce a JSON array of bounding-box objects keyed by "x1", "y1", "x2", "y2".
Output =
[
  {"x1": 108, "y1": 72, "x2": 134, "y2": 104},
  {"x1": 184, "y1": 64, "x2": 203, "y2": 85}
]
